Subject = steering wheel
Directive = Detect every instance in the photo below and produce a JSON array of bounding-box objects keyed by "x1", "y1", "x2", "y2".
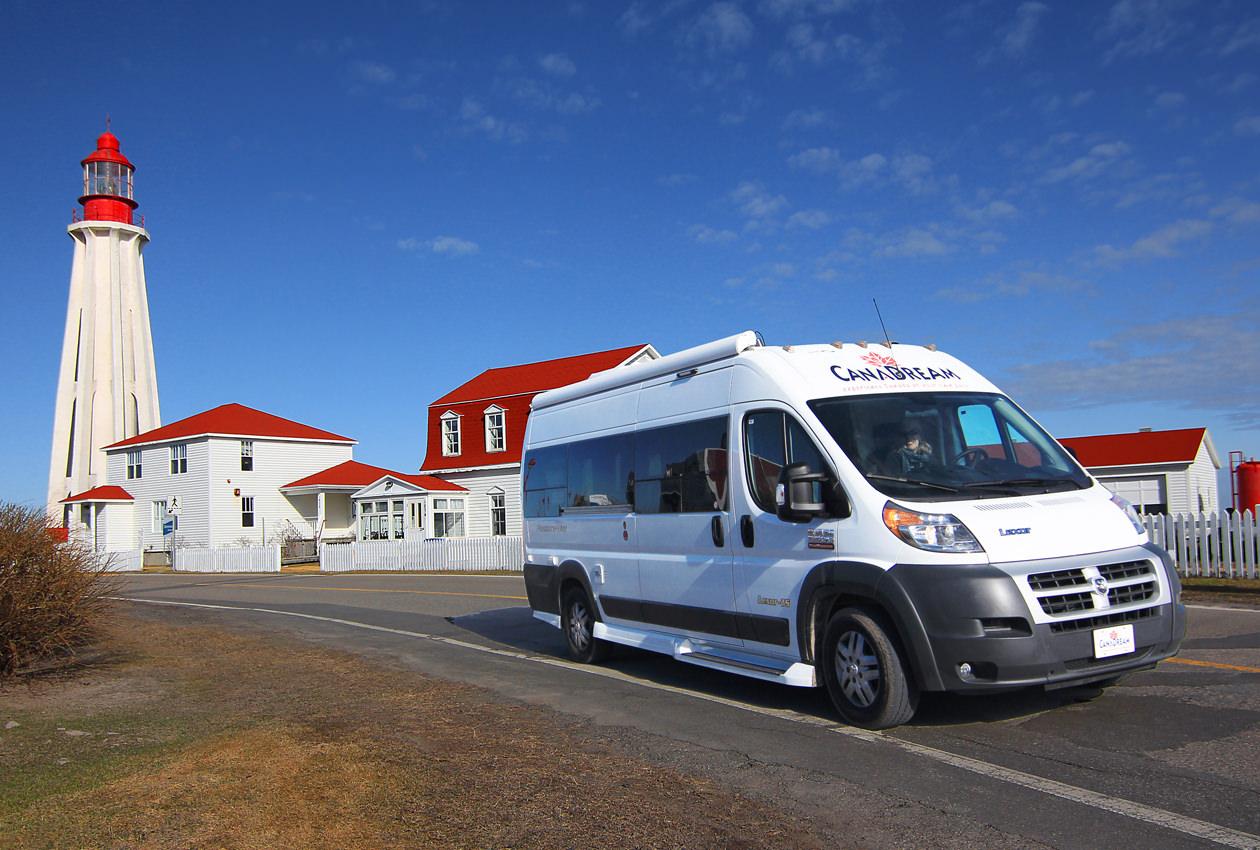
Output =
[{"x1": 951, "y1": 448, "x2": 989, "y2": 467}]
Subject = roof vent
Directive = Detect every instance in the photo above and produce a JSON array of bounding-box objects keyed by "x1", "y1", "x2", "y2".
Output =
[{"x1": 1138, "y1": 427, "x2": 1153, "y2": 433}]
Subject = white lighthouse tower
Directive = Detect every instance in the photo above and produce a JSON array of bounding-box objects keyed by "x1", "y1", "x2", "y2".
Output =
[{"x1": 47, "y1": 126, "x2": 161, "y2": 522}]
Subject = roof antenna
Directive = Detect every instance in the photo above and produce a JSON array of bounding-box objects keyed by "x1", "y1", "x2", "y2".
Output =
[{"x1": 873, "y1": 298, "x2": 893, "y2": 348}]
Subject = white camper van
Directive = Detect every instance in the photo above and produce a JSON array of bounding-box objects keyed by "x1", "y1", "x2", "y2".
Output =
[{"x1": 521, "y1": 332, "x2": 1185, "y2": 729}]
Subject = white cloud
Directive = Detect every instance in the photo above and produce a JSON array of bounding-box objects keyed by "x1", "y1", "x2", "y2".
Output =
[
  {"x1": 1235, "y1": 115, "x2": 1260, "y2": 136},
  {"x1": 1210, "y1": 198, "x2": 1260, "y2": 224},
  {"x1": 934, "y1": 270, "x2": 1091, "y2": 302},
  {"x1": 684, "y1": 3, "x2": 755, "y2": 56},
  {"x1": 729, "y1": 181, "x2": 788, "y2": 220},
  {"x1": 429, "y1": 236, "x2": 480, "y2": 256},
  {"x1": 657, "y1": 173, "x2": 699, "y2": 186},
  {"x1": 1218, "y1": 17, "x2": 1260, "y2": 55},
  {"x1": 786, "y1": 209, "x2": 831, "y2": 229},
  {"x1": 539, "y1": 53, "x2": 577, "y2": 76},
  {"x1": 1006, "y1": 313, "x2": 1260, "y2": 425},
  {"x1": 782, "y1": 107, "x2": 832, "y2": 130},
  {"x1": 841, "y1": 152, "x2": 887, "y2": 186},
  {"x1": 618, "y1": 0, "x2": 691, "y2": 36},
  {"x1": 875, "y1": 228, "x2": 952, "y2": 258},
  {"x1": 1093, "y1": 218, "x2": 1212, "y2": 263},
  {"x1": 1040, "y1": 140, "x2": 1132, "y2": 184},
  {"x1": 504, "y1": 78, "x2": 602, "y2": 114},
  {"x1": 758, "y1": 0, "x2": 858, "y2": 17},
  {"x1": 957, "y1": 199, "x2": 1019, "y2": 223},
  {"x1": 689, "y1": 224, "x2": 739, "y2": 244},
  {"x1": 890, "y1": 153, "x2": 934, "y2": 194},
  {"x1": 1226, "y1": 73, "x2": 1257, "y2": 93},
  {"x1": 1099, "y1": 0, "x2": 1192, "y2": 63},
  {"x1": 996, "y1": 2, "x2": 1049, "y2": 60},
  {"x1": 350, "y1": 61, "x2": 397, "y2": 85},
  {"x1": 459, "y1": 98, "x2": 528, "y2": 143},
  {"x1": 787, "y1": 146, "x2": 843, "y2": 172},
  {"x1": 1070, "y1": 90, "x2": 1096, "y2": 106}
]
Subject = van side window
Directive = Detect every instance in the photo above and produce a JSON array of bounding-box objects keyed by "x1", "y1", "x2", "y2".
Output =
[
  {"x1": 743, "y1": 410, "x2": 829, "y2": 513},
  {"x1": 568, "y1": 433, "x2": 634, "y2": 509},
  {"x1": 523, "y1": 444, "x2": 567, "y2": 518},
  {"x1": 634, "y1": 417, "x2": 728, "y2": 514}
]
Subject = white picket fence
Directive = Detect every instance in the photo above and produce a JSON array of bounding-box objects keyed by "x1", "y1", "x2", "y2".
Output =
[
  {"x1": 1143, "y1": 511, "x2": 1258, "y2": 579},
  {"x1": 320, "y1": 536, "x2": 524, "y2": 573},
  {"x1": 174, "y1": 545, "x2": 281, "y2": 573}
]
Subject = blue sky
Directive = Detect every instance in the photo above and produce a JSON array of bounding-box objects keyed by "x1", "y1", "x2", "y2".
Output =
[{"x1": 3, "y1": 0, "x2": 1258, "y2": 506}]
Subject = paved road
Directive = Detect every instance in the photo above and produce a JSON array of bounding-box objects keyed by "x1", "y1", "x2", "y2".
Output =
[{"x1": 114, "y1": 574, "x2": 1260, "y2": 850}]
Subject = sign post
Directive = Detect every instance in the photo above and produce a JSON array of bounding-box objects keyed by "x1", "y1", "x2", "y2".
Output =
[{"x1": 166, "y1": 497, "x2": 182, "y2": 570}]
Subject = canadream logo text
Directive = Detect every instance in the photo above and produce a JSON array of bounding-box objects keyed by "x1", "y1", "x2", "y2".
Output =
[{"x1": 831, "y1": 359, "x2": 961, "y2": 383}]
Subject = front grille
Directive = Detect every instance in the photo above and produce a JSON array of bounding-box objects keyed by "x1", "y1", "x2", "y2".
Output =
[
  {"x1": 1040, "y1": 591, "x2": 1095, "y2": 615},
  {"x1": 1028, "y1": 568, "x2": 1088, "y2": 591},
  {"x1": 1099, "y1": 560, "x2": 1154, "y2": 581},
  {"x1": 1049, "y1": 606, "x2": 1157, "y2": 634},
  {"x1": 1109, "y1": 580, "x2": 1156, "y2": 606}
]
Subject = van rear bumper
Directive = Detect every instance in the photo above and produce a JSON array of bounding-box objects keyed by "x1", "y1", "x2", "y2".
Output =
[{"x1": 883, "y1": 544, "x2": 1186, "y2": 692}]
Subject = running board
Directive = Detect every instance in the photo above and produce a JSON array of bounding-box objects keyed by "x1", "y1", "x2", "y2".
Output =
[{"x1": 592, "y1": 620, "x2": 816, "y2": 687}]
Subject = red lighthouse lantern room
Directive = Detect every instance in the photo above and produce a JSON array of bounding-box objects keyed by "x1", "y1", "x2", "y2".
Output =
[{"x1": 79, "y1": 128, "x2": 137, "y2": 225}]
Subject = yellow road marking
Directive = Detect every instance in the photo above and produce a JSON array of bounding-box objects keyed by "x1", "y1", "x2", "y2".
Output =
[
  {"x1": 228, "y1": 582, "x2": 527, "y2": 601},
  {"x1": 1166, "y1": 657, "x2": 1260, "y2": 674}
]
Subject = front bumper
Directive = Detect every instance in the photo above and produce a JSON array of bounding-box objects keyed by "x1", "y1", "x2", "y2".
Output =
[{"x1": 883, "y1": 543, "x2": 1186, "y2": 692}]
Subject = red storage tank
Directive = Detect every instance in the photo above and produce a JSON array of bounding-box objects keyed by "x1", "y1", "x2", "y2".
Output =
[{"x1": 1239, "y1": 459, "x2": 1260, "y2": 516}]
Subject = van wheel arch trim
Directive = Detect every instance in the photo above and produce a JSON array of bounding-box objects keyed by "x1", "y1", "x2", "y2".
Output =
[{"x1": 797, "y1": 560, "x2": 944, "y2": 692}]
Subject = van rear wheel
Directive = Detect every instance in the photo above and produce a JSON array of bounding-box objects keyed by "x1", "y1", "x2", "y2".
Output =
[
  {"x1": 561, "y1": 586, "x2": 610, "y2": 663},
  {"x1": 821, "y1": 608, "x2": 917, "y2": 729}
]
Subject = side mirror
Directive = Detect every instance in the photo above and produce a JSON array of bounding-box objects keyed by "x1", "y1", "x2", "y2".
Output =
[{"x1": 776, "y1": 462, "x2": 828, "y2": 523}]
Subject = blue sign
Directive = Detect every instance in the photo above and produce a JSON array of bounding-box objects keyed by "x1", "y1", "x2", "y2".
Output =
[{"x1": 163, "y1": 520, "x2": 174, "y2": 536}]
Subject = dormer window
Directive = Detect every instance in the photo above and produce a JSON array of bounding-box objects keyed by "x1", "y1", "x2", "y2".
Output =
[
  {"x1": 485, "y1": 405, "x2": 506, "y2": 453},
  {"x1": 441, "y1": 411, "x2": 461, "y2": 456}
]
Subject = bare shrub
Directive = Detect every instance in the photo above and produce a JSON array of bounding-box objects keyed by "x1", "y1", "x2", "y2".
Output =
[{"x1": 0, "y1": 502, "x2": 118, "y2": 678}]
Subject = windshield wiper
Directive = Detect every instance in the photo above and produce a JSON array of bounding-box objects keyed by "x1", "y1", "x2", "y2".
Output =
[
  {"x1": 962, "y1": 478, "x2": 1081, "y2": 491},
  {"x1": 866, "y1": 474, "x2": 963, "y2": 493}
]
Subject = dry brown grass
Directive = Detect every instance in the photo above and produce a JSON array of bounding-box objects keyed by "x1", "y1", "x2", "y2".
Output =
[
  {"x1": 0, "y1": 502, "x2": 118, "y2": 678},
  {"x1": 1, "y1": 612, "x2": 827, "y2": 849}
]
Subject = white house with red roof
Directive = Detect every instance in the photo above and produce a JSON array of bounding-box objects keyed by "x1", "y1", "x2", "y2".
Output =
[
  {"x1": 419, "y1": 343, "x2": 658, "y2": 537},
  {"x1": 1058, "y1": 427, "x2": 1220, "y2": 515},
  {"x1": 280, "y1": 460, "x2": 466, "y2": 541},
  {"x1": 62, "y1": 403, "x2": 358, "y2": 550}
]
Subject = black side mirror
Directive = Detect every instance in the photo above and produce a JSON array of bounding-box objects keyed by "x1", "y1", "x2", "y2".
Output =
[{"x1": 776, "y1": 462, "x2": 828, "y2": 523}]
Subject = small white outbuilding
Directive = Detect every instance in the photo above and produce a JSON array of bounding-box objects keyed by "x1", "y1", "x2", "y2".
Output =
[{"x1": 1058, "y1": 427, "x2": 1220, "y2": 515}]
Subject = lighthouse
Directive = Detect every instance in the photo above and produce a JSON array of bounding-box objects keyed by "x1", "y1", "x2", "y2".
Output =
[{"x1": 46, "y1": 126, "x2": 161, "y2": 522}]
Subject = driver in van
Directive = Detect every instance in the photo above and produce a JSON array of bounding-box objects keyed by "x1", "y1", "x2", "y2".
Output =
[{"x1": 888, "y1": 426, "x2": 933, "y2": 474}]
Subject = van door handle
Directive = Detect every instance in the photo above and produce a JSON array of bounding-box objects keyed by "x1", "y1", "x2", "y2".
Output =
[
  {"x1": 711, "y1": 515, "x2": 724, "y2": 548},
  {"x1": 740, "y1": 515, "x2": 754, "y2": 548}
]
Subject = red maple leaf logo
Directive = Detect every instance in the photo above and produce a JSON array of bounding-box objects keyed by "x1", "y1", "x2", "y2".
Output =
[{"x1": 861, "y1": 351, "x2": 898, "y2": 367}]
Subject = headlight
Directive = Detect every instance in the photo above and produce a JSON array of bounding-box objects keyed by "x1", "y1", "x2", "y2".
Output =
[
  {"x1": 1110, "y1": 493, "x2": 1146, "y2": 535},
  {"x1": 882, "y1": 501, "x2": 984, "y2": 553}
]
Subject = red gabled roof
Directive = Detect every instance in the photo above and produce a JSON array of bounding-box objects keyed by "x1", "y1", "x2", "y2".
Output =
[
  {"x1": 61, "y1": 485, "x2": 134, "y2": 503},
  {"x1": 432, "y1": 344, "x2": 650, "y2": 405},
  {"x1": 1058, "y1": 428, "x2": 1208, "y2": 468},
  {"x1": 281, "y1": 460, "x2": 465, "y2": 492},
  {"x1": 105, "y1": 403, "x2": 354, "y2": 450},
  {"x1": 421, "y1": 344, "x2": 652, "y2": 472}
]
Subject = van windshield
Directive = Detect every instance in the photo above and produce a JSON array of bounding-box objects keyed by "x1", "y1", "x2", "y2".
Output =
[{"x1": 807, "y1": 392, "x2": 1090, "y2": 501}]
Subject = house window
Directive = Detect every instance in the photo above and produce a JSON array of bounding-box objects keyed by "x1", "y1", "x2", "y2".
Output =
[
  {"x1": 432, "y1": 498, "x2": 465, "y2": 538},
  {"x1": 485, "y1": 406, "x2": 506, "y2": 453},
  {"x1": 392, "y1": 500, "x2": 405, "y2": 539},
  {"x1": 441, "y1": 411, "x2": 461, "y2": 456},
  {"x1": 126, "y1": 450, "x2": 142, "y2": 479},
  {"x1": 240, "y1": 440, "x2": 254, "y2": 471},
  {"x1": 170, "y1": 443, "x2": 187, "y2": 474},
  {"x1": 241, "y1": 497, "x2": 255, "y2": 528},
  {"x1": 151, "y1": 500, "x2": 176, "y2": 533},
  {"x1": 489, "y1": 490, "x2": 507, "y2": 536}
]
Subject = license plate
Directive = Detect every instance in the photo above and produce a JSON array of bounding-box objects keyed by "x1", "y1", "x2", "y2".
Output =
[{"x1": 1093, "y1": 623, "x2": 1135, "y2": 659}]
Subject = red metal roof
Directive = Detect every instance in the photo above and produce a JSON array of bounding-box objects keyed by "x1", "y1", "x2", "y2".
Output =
[
  {"x1": 432, "y1": 344, "x2": 649, "y2": 405},
  {"x1": 282, "y1": 460, "x2": 465, "y2": 492},
  {"x1": 421, "y1": 344, "x2": 651, "y2": 472},
  {"x1": 61, "y1": 485, "x2": 134, "y2": 503},
  {"x1": 1058, "y1": 428, "x2": 1208, "y2": 468},
  {"x1": 105, "y1": 403, "x2": 354, "y2": 450}
]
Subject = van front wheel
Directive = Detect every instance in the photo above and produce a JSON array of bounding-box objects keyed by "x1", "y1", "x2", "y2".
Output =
[
  {"x1": 561, "y1": 586, "x2": 610, "y2": 663},
  {"x1": 821, "y1": 608, "x2": 917, "y2": 729}
]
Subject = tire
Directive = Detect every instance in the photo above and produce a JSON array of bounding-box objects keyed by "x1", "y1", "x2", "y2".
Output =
[
  {"x1": 820, "y1": 607, "x2": 918, "y2": 729},
  {"x1": 561, "y1": 585, "x2": 610, "y2": 663}
]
